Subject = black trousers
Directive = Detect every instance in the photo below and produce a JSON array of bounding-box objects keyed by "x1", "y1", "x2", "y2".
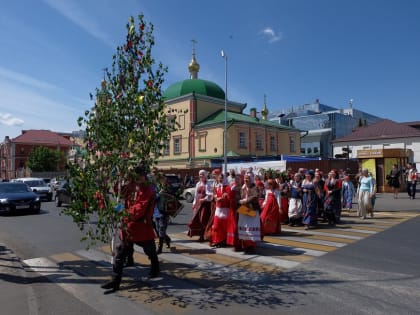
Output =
[
  {"x1": 112, "y1": 239, "x2": 159, "y2": 282},
  {"x1": 407, "y1": 181, "x2": 417, "y2": 198}
]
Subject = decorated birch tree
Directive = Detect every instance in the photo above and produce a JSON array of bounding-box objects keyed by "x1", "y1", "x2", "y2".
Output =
[{"x1": 63, "y1": 14, "x2": 178, "y2": 248}]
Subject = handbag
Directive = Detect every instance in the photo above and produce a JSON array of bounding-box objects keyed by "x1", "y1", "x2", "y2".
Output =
[{"x1": 237, "y1": 205, "x2": 257, "y2": 217}]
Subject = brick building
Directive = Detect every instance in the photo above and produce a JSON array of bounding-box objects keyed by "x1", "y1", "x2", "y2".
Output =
[{"x1": 0, "y1": 130, "x2": 73, "y2": 180}]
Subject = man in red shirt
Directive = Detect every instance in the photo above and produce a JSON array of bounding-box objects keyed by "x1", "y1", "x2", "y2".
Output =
[{"x1": 101, "y1": 163, "x2": 159, "y2": 293}]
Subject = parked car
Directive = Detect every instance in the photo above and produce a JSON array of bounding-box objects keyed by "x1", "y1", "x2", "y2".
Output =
[
  {"x1": 55, "y1": 180, "x2": 72, "y2": 207},
  {"x1": 181, "y1": 186, "x2": 196, "y2": 203},
  {"x1": 50, "y1": 178, "x2": 62, "y2": 191},
  {"x1": 14, "y1": 177, "x2": 53, "y2": 201},
  {"x1": 181, "y1": 179, "x2": 214, "y2": 203},
  {"x1": 0, "y1": 182, "x2": 41, "y2": 214}
]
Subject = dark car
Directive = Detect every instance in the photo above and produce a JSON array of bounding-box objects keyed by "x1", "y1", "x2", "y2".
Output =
[
  {"x1": 0, "y1": 182, "x2": 41, "y2": 214},
  {"x1": 55, "y1": 180, "x2": 72, "y2": 207},
  {"x1": 164, "y1": 174, "x2": 184, "y2": 197}
]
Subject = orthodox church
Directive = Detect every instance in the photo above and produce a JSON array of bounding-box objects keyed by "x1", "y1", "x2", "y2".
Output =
[{"x1": 156, "y1": 46, "x2": 301, "y2": 170}]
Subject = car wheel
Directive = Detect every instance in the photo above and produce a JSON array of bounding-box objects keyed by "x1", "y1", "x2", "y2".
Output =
[
  {"x1": 55, "y1": 195, "x2": 62, "y2": 207},
  {"x1": 185, "y1": 192, "x2": 194, "y2": 203}
]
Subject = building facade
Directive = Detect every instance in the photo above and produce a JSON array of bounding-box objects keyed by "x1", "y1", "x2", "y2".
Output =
[
  {"x1": 269, "y1": 100, "x2": 383, "y2": 158},
  {"x1": 0, "y1": 130, "x2": 73, "y2": 180},
  {"x1": 156, "y1": 49, "x2": 302, "y2": 170},
  {"x1": 332, "y1": 119, "x2": 420, "y2": 192}
]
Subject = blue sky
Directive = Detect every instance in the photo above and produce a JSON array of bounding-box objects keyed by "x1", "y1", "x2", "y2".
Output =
[{"x1": 1, "y1": 0, "x2": 419, "y2": 141}]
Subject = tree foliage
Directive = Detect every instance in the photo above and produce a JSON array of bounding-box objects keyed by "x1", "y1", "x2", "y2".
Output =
[
  {"x1": 62, "y1": 14, "x2": 178, "y2": 248},
  {"x1": 26, "y1": 146, "x2": 63, "y2": 172}
]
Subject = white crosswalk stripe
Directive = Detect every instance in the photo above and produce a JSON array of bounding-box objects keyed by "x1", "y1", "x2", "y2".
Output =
[{"x1": 20, "y1": 211, "x2": 419, "y2": 312}]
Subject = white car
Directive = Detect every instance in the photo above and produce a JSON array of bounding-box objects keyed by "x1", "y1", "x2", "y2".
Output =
[
  {"x1": 181, "y1": 179, "x2": 214, "y2": 203},
  {"x1": 14, "y1": 177, "x2": 53, "y2": 201}
]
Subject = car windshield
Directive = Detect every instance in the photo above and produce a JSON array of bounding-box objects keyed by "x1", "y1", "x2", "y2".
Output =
[
  {"x1": 0, "y1": 183, "x2": 32, "y2": 193},
  {"x1": 25, "y1": 180, "x2": 46, "y2": 187}
]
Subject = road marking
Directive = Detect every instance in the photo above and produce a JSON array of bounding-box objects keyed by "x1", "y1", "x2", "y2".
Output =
[
  {"x1": 18, "y1": 210, "x2": 418, "y2": 313},
  {"x1": 22, "y1": 256, "x2": 152, "y2": 315}
]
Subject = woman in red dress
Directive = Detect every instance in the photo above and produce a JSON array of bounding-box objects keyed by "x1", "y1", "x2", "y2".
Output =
[
  {"x1": 260, "y1": 179, "x2": 281, "y2": 235},
  {"x1": 226, "y1": 175, "x2": 241, "y2": 251},
  {"x1": 210, "y1": 173, "x2": 231, "y2": 247}
]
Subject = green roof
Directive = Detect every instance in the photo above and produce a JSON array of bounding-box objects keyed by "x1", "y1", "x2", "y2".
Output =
[
  {"x1": 195, "y1": 110, "x2": 298, "y2": 130},
  {"x1": 163, "y1": 79, "x2": 225, "y2": 100}
]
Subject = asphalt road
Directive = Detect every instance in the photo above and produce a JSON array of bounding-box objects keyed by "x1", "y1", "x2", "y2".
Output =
[{"x1": 0, "y1": 193, "x2": 419, "y2": 315}]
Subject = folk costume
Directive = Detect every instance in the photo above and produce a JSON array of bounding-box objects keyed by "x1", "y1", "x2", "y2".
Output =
[
  {"x1": 237, "y1": 175, "x2": 261, "y2": 254},
  {"x1": 276, "y1": 178, "x2": 290, "y2": 224},
  {"x1": 324, "y1": 170, "x2": 342, "y2": 225},
  {"x1": 341, "y1": 177, "x2": 355, "y2": 210},
  {"x1": 102, "y1": 167, "x2": 159, "y2": 293},
  {"x1": 260, "y1": 181, "x2": 281, "y2": 235},
  {"x1": 288, "y1": 174, "x2": 303, "y2": 226},
  {"x1": 301, "y1": 170, "x2": 317, "y2": 229},
  {"x1": 210, "y1": 177, "x2": 231, "y2": 247},
  {"x1": 226, "y1": 177, "x2": 241, "y2": 250},
  {"x1": 187, "y1": 170, "x2": 213, "y2": 241}
]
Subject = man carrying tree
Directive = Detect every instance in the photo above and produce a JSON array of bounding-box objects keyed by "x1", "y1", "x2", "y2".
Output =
[
  {"x1": 62, "y1": 13, "x2": 178, "y2": 294},
  {"x1": 101, "y1": 163, "x2": 160, "y2": 293}
]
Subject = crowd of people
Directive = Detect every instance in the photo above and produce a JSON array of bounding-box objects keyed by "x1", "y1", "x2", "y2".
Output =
[
  {"x1": 101, "y1": 161, "x2": 417, "y2": 293},
  {"x1": 185, "y1": 165, "x2": 390, "y2": 253}
]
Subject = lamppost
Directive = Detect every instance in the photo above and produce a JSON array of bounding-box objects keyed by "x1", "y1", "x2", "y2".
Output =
[{"x1": 221, "y1": 50, "x2": 228, "y2": 175}]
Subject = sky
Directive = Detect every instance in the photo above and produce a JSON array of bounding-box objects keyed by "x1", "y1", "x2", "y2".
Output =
[{"x1": 1, "y1": 0, "x2": 419, "y2": 141}]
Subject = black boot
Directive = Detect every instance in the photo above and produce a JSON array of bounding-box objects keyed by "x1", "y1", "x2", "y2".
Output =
[
  {"x1": 157, "y1": 238, "x2": 163, "y2": 255},
  {"x1": 101, "y1": 276, "x2": 121, "y2": 292},
  {"x1": 124, "y1": 256, "x2": 134, "y2": 267},
  {"x1": 149, "y1": 257, "x2": 160, "y2": 278},
  {"x1": 165, "y1": 235, "x2": 171, "y2": 248},
  {"x1": 149, "y1": 267, "x2": 160, "y2": 278}
]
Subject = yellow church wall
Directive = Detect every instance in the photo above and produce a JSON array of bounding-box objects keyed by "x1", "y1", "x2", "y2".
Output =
[
  {"x1": 194, "y1": 126, "x2": 223, "y2": 158},
  {"x1": 157, "y1": 96, "x2": 301, "y2": 169}
]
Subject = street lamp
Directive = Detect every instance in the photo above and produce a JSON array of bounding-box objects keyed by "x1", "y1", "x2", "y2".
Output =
[{"x1": 221, "y1": 50, "x2": 228, "y2": 175}]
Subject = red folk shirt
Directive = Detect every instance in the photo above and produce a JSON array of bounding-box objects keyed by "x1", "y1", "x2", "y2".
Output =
[
  {"x1": 215, "y1": 183, "x2": 231, "y2": 208},
  {"x1": 122, "y1": 182, "x2": 156, "y2": 242}
]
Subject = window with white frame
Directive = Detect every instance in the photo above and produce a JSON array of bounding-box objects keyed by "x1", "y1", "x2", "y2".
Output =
[
  {"x1": 163, "y1": 139, "x2": 170, "y2": 156},
  {"x1": 173, "y1": 136, "x2": 181, "y2": 155},
  {"x1": 167, "y1": 115, "x2": 176, "y2": 131},
  {"x1": 198, "y1": 132, "x2": 207, "y2": 152},
  {"x1": 239, "y1": 131, "x2": 246, "y2": 149}
]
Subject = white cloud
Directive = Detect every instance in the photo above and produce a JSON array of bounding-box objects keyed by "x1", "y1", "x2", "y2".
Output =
[
  {"x1": 0, "y1": 113, "x2": 24, "y2": 126},
  {"x1": 0, "y1": 76, "x2": 83, "y2": 140},
  {"x1": 260, "y1": 27, "x2": 282, "y2": 43}
]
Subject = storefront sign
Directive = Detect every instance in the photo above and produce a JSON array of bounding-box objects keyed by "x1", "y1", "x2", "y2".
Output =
[{"x1": 357, "y1": 149, "x2": 383, "y2": 158}]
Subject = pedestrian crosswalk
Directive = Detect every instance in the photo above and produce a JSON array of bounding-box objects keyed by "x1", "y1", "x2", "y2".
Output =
[{"x1": 22, "y1": 211, "x2": 419, "y2": 314}]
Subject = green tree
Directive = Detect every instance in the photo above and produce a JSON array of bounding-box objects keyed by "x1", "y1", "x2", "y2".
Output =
[
  {"x1": 62, "y1": 14, "x2": 179, "y2": 248},
  {"x1": 26, "y1": 146, "x2": 63, "y2": 171}
]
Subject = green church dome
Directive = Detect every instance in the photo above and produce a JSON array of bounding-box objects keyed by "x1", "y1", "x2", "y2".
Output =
[{"x1": 163, "y1": 79, "x2": 225, "y2": 100}]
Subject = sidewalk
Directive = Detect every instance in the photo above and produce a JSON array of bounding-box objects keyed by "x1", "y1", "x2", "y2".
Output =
[{"x1": 369, "y1": 192, "x2": 420, "y2": 212}]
